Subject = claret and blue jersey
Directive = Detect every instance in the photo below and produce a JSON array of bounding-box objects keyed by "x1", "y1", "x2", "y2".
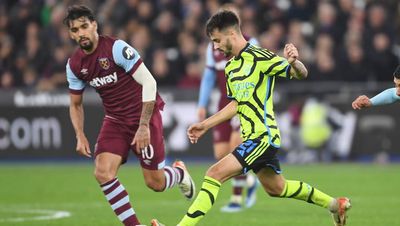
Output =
[{"x1": 66, "y1": 36, "x2": 164, "y2": 124}]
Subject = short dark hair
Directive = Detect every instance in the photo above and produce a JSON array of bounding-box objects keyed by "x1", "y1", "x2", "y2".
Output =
[
  {"x1": 205, "y1": 10, "x2": 239, "y2": 37},
  {"x1": 394, "y1": 65, "x2": 400, "y2": 79},
  {"x1": 63, "y1": 5, "x2": 95, "y2": 27}
]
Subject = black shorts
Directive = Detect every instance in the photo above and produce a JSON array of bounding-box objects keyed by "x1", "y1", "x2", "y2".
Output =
[{"x1": 232, "y1": 138, "x2": 282, "y2": 174}]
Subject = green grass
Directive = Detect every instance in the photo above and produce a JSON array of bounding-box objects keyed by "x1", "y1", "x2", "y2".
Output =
[{"x1": 0, "y1": 163, "x2": 399, "y2": 226}]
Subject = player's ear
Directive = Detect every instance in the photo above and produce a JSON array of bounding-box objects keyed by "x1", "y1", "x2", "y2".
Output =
[{"x1": 93, "y1": 21, "x2": 98, "y2": 31}]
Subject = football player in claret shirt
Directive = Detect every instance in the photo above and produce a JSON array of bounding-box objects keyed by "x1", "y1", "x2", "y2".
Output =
[
  {"x1": 64, "y1": 5, "x2": 194, "y2": 226},
  {"x1": 154, "y1": 10, "x2": 351, "y2": 226}
]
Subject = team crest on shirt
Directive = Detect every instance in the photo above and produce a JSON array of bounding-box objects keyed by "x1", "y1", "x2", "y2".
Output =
[{"x1": 98, "y1": 57, "x2": 110, "y2": 70}]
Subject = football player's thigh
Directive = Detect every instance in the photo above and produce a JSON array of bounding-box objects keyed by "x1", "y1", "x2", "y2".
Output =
[
  {"x1": 136, "y1": 110, "x2": 166, "y2": 182},
  {"x1": 206, "y1": 154, "x2": 243, "y2": 183}
]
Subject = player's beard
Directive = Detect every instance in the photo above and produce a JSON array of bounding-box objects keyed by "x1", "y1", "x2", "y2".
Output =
[
  {"x1": 223, "y1": 39, "x2": 233, "y2": 57},
  {"x1": 79, "y1": 38, "x2": 93, "y2": 51}
]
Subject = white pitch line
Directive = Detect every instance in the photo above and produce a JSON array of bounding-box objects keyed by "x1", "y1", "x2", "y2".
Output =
[{"x1": 0, "y1": 209, "x2": 71, "y2": 222}]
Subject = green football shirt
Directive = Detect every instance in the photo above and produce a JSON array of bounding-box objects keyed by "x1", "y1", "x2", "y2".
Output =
[{"x1": 225, "y1": 43, "x2": 291, "y2": 147}]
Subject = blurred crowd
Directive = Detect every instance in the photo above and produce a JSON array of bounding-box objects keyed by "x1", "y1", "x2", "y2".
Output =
[{"x1": 0, "y1": 0, "x2": 399, "y2": 91}]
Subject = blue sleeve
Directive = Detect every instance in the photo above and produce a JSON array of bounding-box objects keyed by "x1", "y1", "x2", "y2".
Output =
[
  {"x1": 198, "y1": 67, "x2": 216, "y2": 107},
  {"x1": 205, "y1": 43, "x2": 215, "y2": 68},
  {"x1": 112, "y1": 39, "x2": 141, "y2": 72},
  {"x1": 249, "y1": 37, "x2": 259, "y2": 46},
  {"x1": 66, "y1": 60, "x2": 85, "y2": 91},
  {"x1": 370, "y1": 88, "x2": 400, "y2": 106}
]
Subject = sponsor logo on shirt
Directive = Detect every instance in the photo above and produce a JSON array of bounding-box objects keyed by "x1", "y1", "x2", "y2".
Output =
[
  {"x1": 122, "y1": 46, "x2": 135, "y2": 60},
  {"x1": 89, "y1": 72, "x2": 118, "y2": 87},
  {"x1": 80, "y1": 68, "x2": 88, "y2": 75}
]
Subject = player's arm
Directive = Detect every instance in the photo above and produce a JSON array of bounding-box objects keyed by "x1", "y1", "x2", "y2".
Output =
[
  {"x1": 66, "y1": 60, "x2": 91, "y2": 157},
  {"x1": 112, "y1": 39, "x2": 156, "y2": 153},
  {"x1": 188, "y1": 100, "x2": 237, "y2": 144},
  {"x1": 198, "y1": 43, "x2": 217, "y2": 121},
  {"x1": 284, "y1": 43, "x2": 308, "y2": 80},
  {"x1": 69, "y1": 93, "x2": 91, "y2": 157},
  {"x1": 352, "y1": 88, "x2": 400, "y2": 110},
  {"x1": 130, "y1": 63, "x2": 157, "y2": 153}
]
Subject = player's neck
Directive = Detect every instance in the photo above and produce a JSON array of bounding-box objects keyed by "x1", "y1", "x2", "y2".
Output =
[
  {"x1": 83, "y1": 34, "x2": 99, "y2": 55},
  {"x1": 233, "y1": 35, "x2": 248, "y2": 57}
]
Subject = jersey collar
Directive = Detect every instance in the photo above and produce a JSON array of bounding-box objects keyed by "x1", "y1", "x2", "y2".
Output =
[{"x1": 234, "y1": 42, "x2": 250, "y2": 60}]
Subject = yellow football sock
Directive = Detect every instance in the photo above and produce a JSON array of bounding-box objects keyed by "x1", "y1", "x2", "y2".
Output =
[
  {"x1": 178, "y1": 176, "x2": 221, "y2": 226},
  {"x1": 280, "y1": 180, "x2": 334, "y2": 208}
]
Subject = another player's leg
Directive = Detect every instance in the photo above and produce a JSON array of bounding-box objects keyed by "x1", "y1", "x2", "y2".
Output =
[
  {"x1": 229, "y1": 130, "x2": 259, "y2": 209},
  {"x1": 214, "y1": 142, "x2": 243, "y2": 212},
  {"x1": 220, "y1": 174, "x2": 245, "y2": 212},
  {"x1": 257, "y1": 167, "x2": 351, "y2": 225},
  {"x1": 214, "y1": 124, "x2": 256, "y2": 212},
  {"x1": 173, "y1": 160, "x2": 196, "y2": 200},
  {"x1": 244, "y1": 173, "x2": 259, "y2": 208},
  {"x1": 95, "y1": 152, "x2": 140, "y2": 226},
  {"x1": 139, "y1": 110, "x2": 195, "y2": 199},
  {"x1": 141, "y1": 160, "x2": 195, "y2": 199},
  {"x1": 178, "y1": 154, "x2": 242, "y2": 226}
]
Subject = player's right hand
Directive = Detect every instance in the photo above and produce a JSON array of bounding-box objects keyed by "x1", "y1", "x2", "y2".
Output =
[
  {"x1": 352, "y1": 95, "x2": 372, "y2": 110},
  {"x1": 284, "y1": 43, "x2": 299, "y2": 64},
  {"x1": 197, "y1": 107, "x2": 207, "y2": 121},
  {"x1": 187, "y1": 123, "x2": 207, "y2": 144},
  {"x1": 76, "y1": 134, "x2": 91, "y2": 158}
]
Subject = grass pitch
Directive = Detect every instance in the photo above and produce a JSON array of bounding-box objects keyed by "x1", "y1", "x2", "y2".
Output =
[{"x1": 0, "y1": 162, "x2": 399, "y2": 226}]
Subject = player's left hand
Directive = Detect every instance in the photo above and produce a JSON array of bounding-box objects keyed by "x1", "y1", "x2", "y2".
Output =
[
  {"x1": 187, "y1": 122, "x2": 208, "y2": 144},
  {"x1": 284, "y1": 43, "x2": 298, "y2": 64},
  {"x1": 131, "y1": 124, "x2": 151, "y2": 154}
]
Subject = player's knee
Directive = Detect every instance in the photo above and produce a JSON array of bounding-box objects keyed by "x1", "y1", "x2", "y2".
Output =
[
  {"x1": 205, "y1": 165, "x2": 223, "y2": 181},
  {"x1": 144, "y1": 177, "x2": 164, "y2": 192},
  {"x1": 266, "y1": 189, "x2": 281, "y2": 197},
  {"x1": 264, "y1": 184, "x2": 284, "y2": 197},
  {"x1": 94, "y1": 168, "x2": 114, "y2": 184}
]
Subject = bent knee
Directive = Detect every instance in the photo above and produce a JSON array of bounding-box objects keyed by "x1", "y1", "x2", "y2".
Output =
[
  {"x1": 264, "y1": 185, "x2": 285, "y2": 197},
  {"x1": 205, "y1": 165, "x2": 224, "y2": 181},
  {"x1": 144, "y1": 178, "x2": 165, "y2": 192},
  {"x1": 267, "y1": 190, "x2": 282, "y2": 197},
  {"x1": 94, "y1": 168, "x2": 115, "y2": 184}
]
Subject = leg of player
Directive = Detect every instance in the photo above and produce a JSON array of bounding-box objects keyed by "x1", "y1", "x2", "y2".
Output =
[
  {"x1": 141, "y1": 160, "x2": 195, "y2": 200},
  {"x1": 213, "y1": 142, "x2": 243, "y2": 212},
  {"x1": 256, "y1": 167, "x2": 351, "y2": 226},
  {"x1": 177, "y1": 154, "x2": 243, "y2": 226},
  {"x1": 138, "y1": 110, "x2": 195, "y2": 200},
  {"x1": 218, "y1": 130, "x2": 258, "y2": 212},
  {"x1": 229, "y1": 130, "x2": 259, "y2": 209},
  {"x1": 94, "y1": 152, "x2": 141, "y2": 226}
]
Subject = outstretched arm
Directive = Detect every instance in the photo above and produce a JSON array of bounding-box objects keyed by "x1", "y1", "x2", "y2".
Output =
[
  {"x1": 284, "y1": 43, "x2": 308, "y2": 80},
  {"x1": 188, "y1": 100, "x2": 238, "y2": 144},
  {"x1": 351, "y1": 95, "x2": 371, "y2": 110},
  {"x1": 352, "y1": 88, "x2": 400, "y2": 110}
]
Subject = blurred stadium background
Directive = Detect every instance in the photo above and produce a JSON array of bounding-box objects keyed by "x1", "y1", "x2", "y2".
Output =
[{"x1": 0, "y1": 0, "x2": 400, "y2": 225}]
